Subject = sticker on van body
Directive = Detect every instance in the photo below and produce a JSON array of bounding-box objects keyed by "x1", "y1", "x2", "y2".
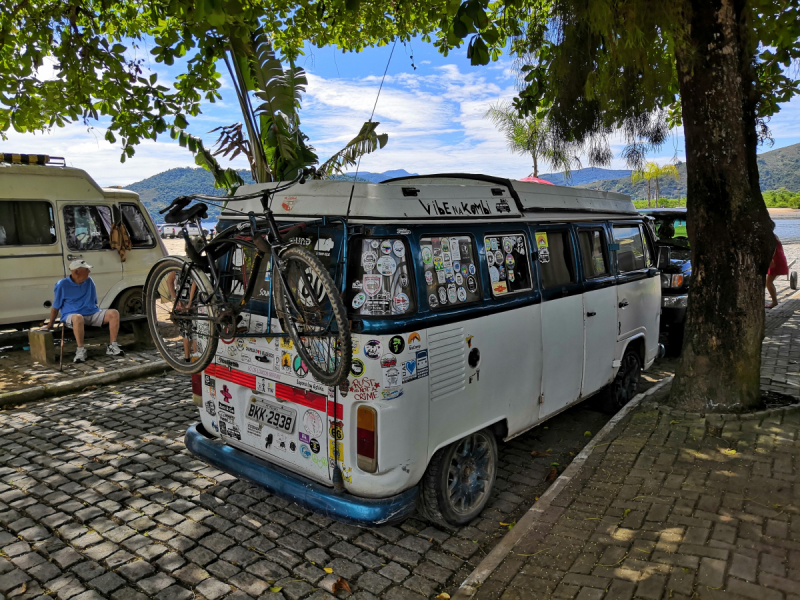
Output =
[
  {"x1": 364, "y1": 340, "x2": 381, "y2": 360},
  {"x1": 303, "y1": 411, "x2": 324, "y2": 437},
  {"x1": 416, "y1": 350, "x2": 429, "y2": 378},
  {"x1": 408, "y1": 332, "x2": 422, "y2": 350}
]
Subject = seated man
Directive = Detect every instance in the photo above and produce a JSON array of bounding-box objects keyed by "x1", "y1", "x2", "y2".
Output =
[{"x1": 44, "y1": 260, "x2": 124, "y2": 362}]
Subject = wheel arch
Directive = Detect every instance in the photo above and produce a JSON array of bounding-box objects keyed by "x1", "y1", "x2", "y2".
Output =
[{"x1": 617, "y1": 335, "x2": 646, "y2": 369}]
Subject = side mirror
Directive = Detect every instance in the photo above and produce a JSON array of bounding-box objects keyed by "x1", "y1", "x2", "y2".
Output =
[{"x1": 657, "y1": 246, "x2": 671, "y2": 270}]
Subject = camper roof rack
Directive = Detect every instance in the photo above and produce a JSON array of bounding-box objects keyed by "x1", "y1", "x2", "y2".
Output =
[{"x1": 0, "y1": 154, "x2": 66, "y2": 166}]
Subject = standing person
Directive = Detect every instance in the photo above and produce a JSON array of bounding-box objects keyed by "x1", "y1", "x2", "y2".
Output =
[
  {"x1": 43, "y1": 260, "x2": 124, "y2": 362},
  {"x1": 766, "y1": 234, "x2": 789, "y2": 309}
]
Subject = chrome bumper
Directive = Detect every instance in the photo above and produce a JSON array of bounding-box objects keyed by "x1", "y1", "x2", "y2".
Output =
[{"x1": 662, "y1": 294, "x2": 688, "y2": 308}]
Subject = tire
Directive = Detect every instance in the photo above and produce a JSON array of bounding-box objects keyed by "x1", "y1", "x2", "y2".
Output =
[
  {"x1": 418, "y1": 429, "x2": 498, "y2": 526},
  {"x1": 601, "y1": 347, "x2": 642, "y2": 414},
  {"x1": 791, "y1": 271, "x2": 797, "y2": 290},
  {"x1": 145, "y1": 256, "x2": 218, "y2": 375},
  {"x1": 273, "y1": 245, "x2": 351, "y2": 386},
  {"x1": 114, "y1": 287, "x2": 144, "y2": 317}
]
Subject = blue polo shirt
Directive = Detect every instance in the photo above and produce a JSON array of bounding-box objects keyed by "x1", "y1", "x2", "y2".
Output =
[{"x1": 53, "y1": 277, "x2": 100, "y2": 319}]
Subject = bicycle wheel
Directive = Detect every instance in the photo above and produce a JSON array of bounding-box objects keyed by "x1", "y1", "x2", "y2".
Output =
[
  {"x1": 273, "y1": 245, "x2": 351, "y2": 386},
  {"x1": 145, "y1": 256, "x2": 219, "y2": 374}
]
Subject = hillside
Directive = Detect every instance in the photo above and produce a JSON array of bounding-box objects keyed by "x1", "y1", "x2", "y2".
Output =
[
  {"x1": 124, "y1": 168, "x2": 417, "y2": 221},
  {"x1": 538, "y1": 167, "x2": 632, "y2": 186},
  {"x1": 576, "y1": 142, "x2": 800, "y2": 199}
]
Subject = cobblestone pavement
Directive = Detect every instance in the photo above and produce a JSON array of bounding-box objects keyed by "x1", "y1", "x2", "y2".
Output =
[
  {"x1": 0, "y1": 333, "x2": 163, "y2": 395},
  {"x1": 0, "y1": 370, "x2": 621, "y2": 600}
]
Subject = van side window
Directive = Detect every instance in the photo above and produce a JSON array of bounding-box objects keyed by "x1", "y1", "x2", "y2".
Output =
[
  {"x1": 64, "y1": 206, "x2": 113, "y2": 251},
  {"x1": 0, "y1": 201, "x2": 56, "y2": 246},
  {"x1": 121, "y1": 204, "x2": 155, "y2": 248},
  {"x1": 613, "y1": 225, "x2": 647, "y2": 272},
  {"x1": 421, "y1": 235, "x2": 481, "y2": 309},
  {"x1": 535, "y1": 230, "x2": 576, "y2": 288},
  {"x1": 577, "y1": 229, "x2": 609, "y2": 278},
  {"x1": 484, "y1": 234, "x2": 532, "y2": 296},
  {"x1": 350, "y1": 238, "x2": 415, "y2": 316}
]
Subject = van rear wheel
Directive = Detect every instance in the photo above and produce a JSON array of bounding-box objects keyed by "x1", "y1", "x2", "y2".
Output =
[
  {"x1": 418, "y1": 429, "x2": 498, "y2": 526},
  {"x1": 601, "y1": 348, "x2": 641, "y2": 414}
]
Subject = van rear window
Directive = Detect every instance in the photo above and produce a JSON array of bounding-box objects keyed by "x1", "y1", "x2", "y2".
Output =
[
  {"x1": 350, "y1": 238, "x2": 415, "y2": 316},
  {"x1": 420, "y1": 235, "x2": 481, "y2": 309},
  {"x1": 0, "y1": 201, "x2": 56, "y2": 246}
]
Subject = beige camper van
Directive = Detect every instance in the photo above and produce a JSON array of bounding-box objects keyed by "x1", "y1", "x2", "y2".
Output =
[{"x1": 0, "y1": 155, "x2": 167, "y2": 329}]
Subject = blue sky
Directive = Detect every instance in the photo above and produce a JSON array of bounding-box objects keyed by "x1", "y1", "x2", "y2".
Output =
[{"x1": 5, "y1": 38, "x2": 800, "y2": 187}]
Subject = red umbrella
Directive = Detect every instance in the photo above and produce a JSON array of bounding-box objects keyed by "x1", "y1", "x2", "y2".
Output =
[{"x1": 518, "y1": 176, "x2": 555, "y2": 185}]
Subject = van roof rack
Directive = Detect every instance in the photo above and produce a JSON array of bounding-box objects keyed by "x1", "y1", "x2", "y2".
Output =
[{"x1": 1, "y1": 154, "x2": 66, "y2": 166}]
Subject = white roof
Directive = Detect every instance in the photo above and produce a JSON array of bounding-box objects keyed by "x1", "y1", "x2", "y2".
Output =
[
  {"x1": 224, "y1": 175, "x2": 636, "y2": 222},
  {"x1": 0, "y1": 163, "x2": 138, "y2": 201}
]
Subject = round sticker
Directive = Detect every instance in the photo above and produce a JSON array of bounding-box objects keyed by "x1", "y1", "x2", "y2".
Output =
[
  {"x1": 491, "y1": 238, "x2": 499, "y2": 251},
  {"x1": 489, "y1": 266, "x2": 500, "y2": 283},
  {"x1": 393, "y1": 240, "x2": 405, "y2": 258},
  {"x1": 293, "y1": 355, "x2": 308, "y2": 378},
  {"x1": 376, "y1": 256, "x2": 397, "y2": 276},
  {"x1": 362, "y1": 251, "x2": 377, "y2": 271},
  {"x1": 457, "y1": 287, "x2": 467, "y2": 302},
  {"x1": 433, "y1": 256, "x2": 444, "y2": 271},
  {"x1": 506, "y1": 254, "x2": 516, "y2": 269},
  {"x1": 388, "y1": 335, "x2": 405, "y2": 354},
  {"x1": 309, "y1": 438, "x2": 321, "y2": 454},
  {"x1": 445, "y1": 267, "x2": 454, "y2": 282},
  {"x1": 468, "y1": 263, "x2": 476, "y2": 275},
  {"x1": 461, "y1": 264, "x2": 469, "y2": 277},
  {"x1": 429, "y1": 293, "x2": 439, "y2": 308},
  {"x1": 363, "y1": 275, "x2": 381, "y2": 296},
  {"x1": 498, "y1": 266, "x2": 506, "y2": 280},
  {"x1": 364, "y1": 339, "x2": 381, "y2": 359},
  {"x1": 447, "y1": 285, "x2": 457, "y2": 304},
  {"x1": 393, "y1": 294, "x2": 410, "y2": 313},
  {"x1": 422, "y1": 246, "x2": 433, "y2": 264},
  {"x1": 438, "y1": 287, "x2": 448, "y2": 304},
  {"x1": 425, "y1": 271, "x2": 434, "y2": 286},
  {"x1": 303, "y1": 410, "x2": 324, "y2": 437},
  {"x1": 351, "y1": 358, "x2": 365, "y2": 378},
  {"x1": 370, "y1": 240, "x2": 379, "y2": 249},
  {"x1": 380, "y1": 240, "x2": 393, "y2": 255},
  {"x1": 455, "y1": 273, "x2": 463, "y2": 286},
  {"x1": 503, "y1": 237, "x2": 514, "y2": 253},
  {"x1": 467, "y1": 275, "x2": 478, "y2": 293},
  {"x1": 487, "y1": 253, "x2": 495, "y2": 267},
  {"x1": 300, "y1": 444, "x2": 311, "y2": 459},
  {"x1": 495, "y1": 250, "x2": 503, "y2": 264},
  {"x1": 352, "y1": 292, "x2": 367, "y2": 309},
  {"x1": 453, "y1": 261, "x2": 460, "y2": 273},
  {"x1": 441, "y1": 238, "x2": 450, "y2": 252}
]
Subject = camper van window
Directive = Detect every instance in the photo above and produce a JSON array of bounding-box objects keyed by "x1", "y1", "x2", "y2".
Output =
[
  {"x1": 421, "y1": 235, "x2": 481, "y2": 309},
  {"x1": 484, "y1": 234, "x2": 532, "y2": 296},
  {"x1": 578, "y1": 229, "x2": 610, "y2": 278},
  {"x1": 613, "y1": 225, "x2": 647, "y2": 272},
  {"x1": 536, "y1": 230, "x2": 576, "y2": 288},
  {"x1": 0, "y1": 201, "x2": 57, "y2": 246},
  {"x1": 121, "y1": 204, "x2": 155, "y2": 248},
  {"x1": 63, "y1": 205, "x2": 113, "y2": 251},
  {"x1": 350, "y1": 238, "x2": 416, "y2": 316}
]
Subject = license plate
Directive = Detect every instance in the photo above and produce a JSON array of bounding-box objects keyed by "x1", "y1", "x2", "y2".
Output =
[{"x1": 246, "y1": 400, "x2": 297, "y2": 433}]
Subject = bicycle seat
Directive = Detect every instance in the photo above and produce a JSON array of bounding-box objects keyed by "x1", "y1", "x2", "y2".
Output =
[{"x1": 164, "y1": 203, "x2": 208, "y2": 224}]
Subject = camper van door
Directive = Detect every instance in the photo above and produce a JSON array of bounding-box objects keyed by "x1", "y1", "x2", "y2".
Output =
[{"x1": 59, "y1": 202, "x2": 123, "y2": 305}]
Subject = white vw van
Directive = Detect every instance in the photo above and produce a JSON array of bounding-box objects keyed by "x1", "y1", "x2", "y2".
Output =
[
  {"x1": 185, "y1": 174, "x2": 662, "y2": 526},
  {"x1": 0, "y1": 155, "x2": 167, "y2": 328}
]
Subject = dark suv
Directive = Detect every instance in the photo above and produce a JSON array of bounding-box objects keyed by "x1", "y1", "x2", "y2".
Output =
[{"x1": 640, "y1": 208, "x2": 692, "y2": 352}]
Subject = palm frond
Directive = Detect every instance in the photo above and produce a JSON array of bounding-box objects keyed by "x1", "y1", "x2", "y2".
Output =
[
  {"x1": 315, "y1": 122, "x2": 389, "y2": 179},
  {"x1": 170, "y1": 127, "x2": 244, "y2": 193}
]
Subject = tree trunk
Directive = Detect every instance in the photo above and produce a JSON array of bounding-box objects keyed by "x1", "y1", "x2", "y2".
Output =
[
  {"x1": 670, "y1": 0, "x2": 774, "y2": 412},
  {"x1": 532, "y1": 152, "x2": 538, "y2": 177},
  {"x1": 647, "y1": 180, "x2": 651, "y2": 208}
]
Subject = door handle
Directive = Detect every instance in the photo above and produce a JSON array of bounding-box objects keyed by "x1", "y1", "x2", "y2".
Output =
[
  {"x1": 619, "y1": 300, "x2": 629, "y2": 308},
  {"x1": 67, "y1": 254, "x2": 83, "y2": 260},
  {"x1": 586, "y1": 311, "x2": 597, "y2": 317}
]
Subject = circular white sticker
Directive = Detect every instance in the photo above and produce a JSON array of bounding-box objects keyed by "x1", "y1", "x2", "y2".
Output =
[
  {"x1": 487, "y1": 253, "x2": 495, "y2": 267},
  {"x1": 376, "y1": 256, "x2": 397, "y2": 276},
  {"x1": 503, "y1": 237, "x2": 514, "y2": 253},
  {"x1": 489, "y1": 266, "x2": 500, "y2": 283},
  {"x1": 447, "y1": 285, "x2": 457, "y2": 304},
  {"x1": 468, "y1": 263, "x2": 476, "y2": 275},
  {"x1": 303, "y1": 410, "x2": 324, "y2": 437},
  {"x1": 380, "y1": 240, "x2": 393, "y2": 255},
  {"x1": 362, "y1": 251, "x2": 377, "y2": 271},
  {"x1": 495, "y1": 250, "x2": 504, "y2": 264},
  {"x1": 429, "y1": 293, "x2": 439, "y2": 308},
  {"x1": 393, "y1": 240, "x2": 405, "y2": 258},
  {"x1": 422, "y1": 246, "x2": 433, "y2": 264},
  {"x1": 506, "y1": 254, "x2": 516, "y2": 269},
  {"x1": 352, "y1": 292, "x2": 367, "y2": 309},
  {"x1": 370, "y1": 240, "x2": 379, "y2": 249},
  {"x1": 457, "y1": 287, "x2": 467, "y2": 302},
  {"x1": 442, "y1": 238, "x2": 450, "y2": 252},
  {"x1": 438, "y1": 287, "x2": 448, "y2": 304},
  {"x1": 393, "y1": 294, "x2": 410, "y2": 313},
  {"x1": 467, "y1": 275, "x2": 478, "y2": 293},
  {"x1": 455, "y1": 273, "x2": 464, "y2": 286}
]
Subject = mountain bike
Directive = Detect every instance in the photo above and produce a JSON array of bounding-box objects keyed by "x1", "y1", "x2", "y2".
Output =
[{"x1": 144, "y1": 168, "x2": 351, "y2": 386}]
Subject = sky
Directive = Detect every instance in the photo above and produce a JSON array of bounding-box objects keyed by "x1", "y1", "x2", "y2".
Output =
[{"x1": 5, "y1": 38, "x2": 800, "y2": 187}]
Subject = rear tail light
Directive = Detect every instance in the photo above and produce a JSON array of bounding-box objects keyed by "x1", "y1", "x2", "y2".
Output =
[
  {"x1": 357, "y1": 406, "x2": 377, "y2": 473},
  {"x1": 191, "y1": 373, "x2": 202, "y2": 407}
]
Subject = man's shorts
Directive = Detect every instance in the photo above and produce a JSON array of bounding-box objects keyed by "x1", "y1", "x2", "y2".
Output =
[{"x1": 65, "y1": 310, "x2": 107, "y2": 328}]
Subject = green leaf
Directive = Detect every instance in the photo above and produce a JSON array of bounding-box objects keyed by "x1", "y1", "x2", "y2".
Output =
[{"x1": 469, "y1": 36, "x2": 490, "y2": 65}]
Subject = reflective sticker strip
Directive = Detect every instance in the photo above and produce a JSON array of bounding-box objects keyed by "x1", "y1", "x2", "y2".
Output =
[
  {"x1": 205, "y1": 363, "x2": 256, "y2": 390},
  {"x1": 327, "y1": 401, "x2": 344, "y2": 420},
  {"x1": 275, "y1": 383, "x2": 327, "y2": 411}
]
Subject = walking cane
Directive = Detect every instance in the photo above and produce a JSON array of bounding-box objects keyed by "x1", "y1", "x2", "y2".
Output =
[{"x1": 59, "y1": 323, "x2": 65, "y2": 371}]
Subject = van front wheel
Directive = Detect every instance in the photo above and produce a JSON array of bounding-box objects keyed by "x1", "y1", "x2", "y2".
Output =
[{"x1": 419, "y1": 429, "x2": 498, "y2": 526}]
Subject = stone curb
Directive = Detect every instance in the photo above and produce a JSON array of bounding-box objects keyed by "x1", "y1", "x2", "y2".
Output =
[
  {"x1": 657, "y1": 400, "x2": 800, "y2": 421},
  {"x1": 0, "y1": 361, "x2": 173, "y2": 408},
  {"x1": 452, "y1": 376, "x2": 674, "y2": 600}
]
